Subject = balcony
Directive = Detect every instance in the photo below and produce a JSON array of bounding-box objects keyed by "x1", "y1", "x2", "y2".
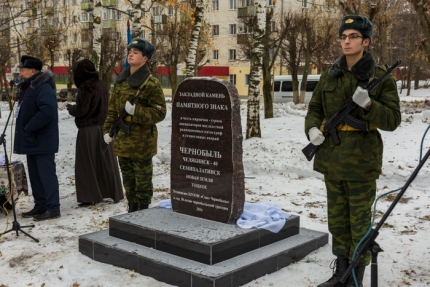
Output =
[
  {"x1": 102, "y1": 0, "x2": 117, "y2": 6},
  {"x1": 102, "y1": 20, "x2": 117, "y2": 28},
  {"x1": 81, "y1": 2, "x2": 94, "y2": 10},
  {"x1": 81, "y1": 22, "x2": 94, "y2": 30},
  {"x1": 27, "y1": 8, "x2": 37, "y2": 17},
  {"x1": 237, "y1": 34, "x2": 248, "y2": 45},
  {"x1": 81, "y1": 41, "x2": 92, "y2": 49},
  {"x1": 238, "y1": 6, "x2": 255, "y2": 17},
  {"x1": 43, "y1": 7, "x2": 55, "y2": 16},
  {"x1": 153, "y1": 15, "x2": 167, "y2": 24},
  {"x1": 40, "y1": 25, "x2": 55, "y2": 36}
]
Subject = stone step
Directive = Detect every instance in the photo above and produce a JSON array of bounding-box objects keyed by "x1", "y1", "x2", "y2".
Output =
[
  {"x1": 108, "y1": 207, "x2": 300, "y2": 265},
  {"x1": 79, "y1": 227, "x2": 328, "y2": 287}
]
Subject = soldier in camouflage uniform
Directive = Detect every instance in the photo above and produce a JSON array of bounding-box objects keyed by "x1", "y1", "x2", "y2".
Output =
[
  {"x1": 304, "y1": 15, "x2": 401, "y2": 287},
  {"x1": 103, "y1": 38, "x2": 166, "y2": 212}
]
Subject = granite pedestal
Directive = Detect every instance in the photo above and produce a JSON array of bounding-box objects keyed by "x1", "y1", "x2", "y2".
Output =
[{"x1": 79, "y1": 208, "x2": 328, "y2": 287}]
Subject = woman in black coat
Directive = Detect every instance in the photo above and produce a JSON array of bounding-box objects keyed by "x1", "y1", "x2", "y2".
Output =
[{"x1": 67, "y1": 59, "x2": 124, "y2": 206}]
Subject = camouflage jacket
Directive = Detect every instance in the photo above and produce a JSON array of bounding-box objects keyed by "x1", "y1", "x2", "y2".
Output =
[
  {"x1": 305, "y1": 52, "x2": 401, "y2": 181},
  {"x1": 103, "y1": 64, "x2": 166, "y2": 159}
]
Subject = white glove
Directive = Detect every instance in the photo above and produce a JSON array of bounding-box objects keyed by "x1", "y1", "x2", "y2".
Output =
[
  {"x1": 125, "y1": 101, "x2": 135, "y2": 115},
  {"x1": 103, "y1": 133, "x2": 113, "y2": 144},
  {"x1": 309, "y1": 127, "x2": 325, "y2": 146},
  {"x1": 352, "y1": 86, "x2": 371, "y2": 108}
]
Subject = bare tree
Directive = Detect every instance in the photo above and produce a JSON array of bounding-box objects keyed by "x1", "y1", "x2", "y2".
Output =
[{"x1": 408, "y1": 0, "x2": 430, "y2": 64}]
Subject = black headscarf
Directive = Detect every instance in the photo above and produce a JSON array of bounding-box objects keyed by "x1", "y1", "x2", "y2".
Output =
[{"x1": 72, "y1": 59, "x2": 99, "y2": 89}]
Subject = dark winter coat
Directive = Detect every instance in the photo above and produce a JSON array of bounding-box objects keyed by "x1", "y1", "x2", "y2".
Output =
[
  {"x1": 305, "y1": 52, "x2": 401, "y2": 181},
  {"x1": 14, "y1": 71, "x2": 59, "y2": 155},
  {"x1": 103, "y1": 64, "x2": 166, "y2": 159},
  {"x1": 68, "y1": 59, "x2": 108, "y2": 127}
]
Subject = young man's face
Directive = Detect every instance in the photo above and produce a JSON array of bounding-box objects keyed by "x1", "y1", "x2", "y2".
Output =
[
  {"x1": 127, "y1": 48, "x2": 148, "y2": 67},
  {"x1": 339, "y1": 29, "x2": 370, "y2": 57}
]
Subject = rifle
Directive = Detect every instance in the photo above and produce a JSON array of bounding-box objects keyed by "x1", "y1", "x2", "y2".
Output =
[
  {"x1": 302, "y1": 60, "x2": 402, "y2": 161},
  {"x1": 101, "y1": 77, "x2": 150, "y2": 152}
]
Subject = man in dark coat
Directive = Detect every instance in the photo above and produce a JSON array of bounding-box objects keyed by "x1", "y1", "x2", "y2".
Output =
[
  {"x1": 305, "y1": 15, "x2": 401, "y2": 287},
  {"x1": 14, "y1": 55, "x2": 60, "y2": 221}
]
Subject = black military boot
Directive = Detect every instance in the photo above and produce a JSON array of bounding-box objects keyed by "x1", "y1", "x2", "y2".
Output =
[
  {"x1": 346, "y1": 265, "x2": 366, "y2": 287},
  {"x1": 138, "y1": 204, "x2": 149, "y2": 210},
  {"x1": 317, "y1": 257, "x2": 349, "y2": 287},
  {"x1": 128, "y1": 202, "x2": 139, "y2": 213}
]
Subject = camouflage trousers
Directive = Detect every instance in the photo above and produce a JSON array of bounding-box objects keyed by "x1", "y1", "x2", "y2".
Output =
[
  {"x1": 118, "y1": 157, "x2": 153, "y2": 205},
  {"x1": 324, "y1": 178, "x2": 376, "y2": 266}
]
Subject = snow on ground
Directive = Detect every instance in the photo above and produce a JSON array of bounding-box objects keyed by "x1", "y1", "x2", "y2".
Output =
[{"x1": 0, "y1": 86, "x2": 430, "y2": 287}]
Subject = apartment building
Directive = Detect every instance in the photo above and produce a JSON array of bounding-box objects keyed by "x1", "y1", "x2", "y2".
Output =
[{"x1": 2, "y1": 0, "x2": 327, "y2": 95}]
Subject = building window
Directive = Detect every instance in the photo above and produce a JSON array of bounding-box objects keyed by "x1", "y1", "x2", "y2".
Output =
[
  {"x1": 212, "y1": 0, "x2": 219, "y2": 11},
  {"x1": 168, "y1": 6, "x2": 174, "y2": 15},
  {"x1": 302, "y1": 0, "x2": 308, "y2": 8},
  {"x1": 212, "y1": 50, "x2": 219, "y2": 60},
  {"x1": 229, "y1": 49, "x2": 236, "y2": 61},
  {"x1": 152, "y1": 6, "x2": 162, "y2": 16},
  {"x1": 63, "y1": 17, "x2": 67, "y2": 25},
  {"x1": 140, "y1": 30, "x2": 146, "y2": 39},
  {"x1": 102, "y1": 8, "x2": 107, "y2": 20},
  {"x1": 81, "y1": 12, "x2": 93, "y2": 22},
  {"x1": 240, "y1": 0, "x2": 254, "y2": 7},
  {"x1": 73, "y1": 34, "x2": 78, "y2": 42},
  {"x1": 239, "y1": 24, "x2": 253, "y2": 34},
  {"x1": 73, "y1": 0, "x2": 77, "y2": 4},
  {"x1": 244, "y1": 74, "x2": 250, "y2": 86},
  {"x1": 267, "y1": 0, "x2": 275, "y2": 6},
  {"x1": 212, "y1": 25, "x2": 219, "y2": 36},
  {"x1": 229, "y1": 24, "x2": 236, "y2": 35},
  {"x1": 270, "y1": 21, "x2": 276, "y2": 32},
  {"x1": 229, "y1": 0, "x2": 236, "y2": 9},
  {"x1": 229, "y1": 74, "x2": 236, "y2": 85}
]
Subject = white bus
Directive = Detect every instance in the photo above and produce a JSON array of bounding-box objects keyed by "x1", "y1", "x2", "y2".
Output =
[{"x1": 273, "y1": 74, "x2": 321, "y2": 103}]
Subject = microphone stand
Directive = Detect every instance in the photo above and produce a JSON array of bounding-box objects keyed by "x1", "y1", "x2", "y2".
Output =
[
  {"x1": 340, "y1": 148, "x2": 430, "y2": 287},
  {"x1": 0, "y1": 82, "x2": 39, "y2": 242}
]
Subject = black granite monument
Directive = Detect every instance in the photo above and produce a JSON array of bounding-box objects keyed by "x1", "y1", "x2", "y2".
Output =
[
  {"x1": 78, "y1": 78, "x2": 329, "y2": 287},
  {"x1": 171, "y1": 78, "x2": 244, "y2": 223}
]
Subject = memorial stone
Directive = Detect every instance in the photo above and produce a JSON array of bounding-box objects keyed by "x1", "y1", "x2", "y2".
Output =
[{"x1": 171, "y1": 77, "x2": 244, "y2": 223}]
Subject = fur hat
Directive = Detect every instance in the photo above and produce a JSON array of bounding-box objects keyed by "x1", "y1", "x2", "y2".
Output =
[
  {"x1": 338, "y1": 15, "x2": 373, "y2": 40},
  {"x1": 72, "y1": 59, "x2": 99, "y2": 89},
  {"x1": 127, "y1": 38, "x2": 155, "y2": 61},
  {"x1": 17, "y1": 55, "x2": 43, "y2": 70}
]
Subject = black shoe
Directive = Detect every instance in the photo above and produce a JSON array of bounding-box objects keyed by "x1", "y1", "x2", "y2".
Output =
[
  {"x1": 128, "y1": 202, "x2": 139, "y2": 213},
  {"x1": 318, "y1": 257, "x2": 350, "y2": 287},
  {"x1": 33, "y1": 211, "x2": 61, "y2": 221},
  {"x1": 78, "y1": 202, "x2": 95, "y2": 207},
  {"x1": 346, "y1": 265, "x2": 366, "y2": 287},
  {"x1": 22, "y1": 208, "x2": 47, "y2": 218}
]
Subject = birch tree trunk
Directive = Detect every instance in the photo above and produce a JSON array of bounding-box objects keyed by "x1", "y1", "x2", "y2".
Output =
[
  {"x1": 245, "y1": 0, "x2": 266, "y2": 139},
  {"x1": 185, "y1": 0, "x2": 204, "y2": 77},
  {"x1": 131, "y1": 0, "x2": 143, "y2": 38},
  {"x1": 92, "y1": 4, "x2": 102, "y2": 70}
]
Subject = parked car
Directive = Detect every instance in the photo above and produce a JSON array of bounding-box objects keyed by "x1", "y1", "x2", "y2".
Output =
[
  {"x1": 273, "y1": 74, "x2": 321, "y2": 104},
  {"x1": 57, "y1": 88, "x2": 78, "y2": 102}
]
